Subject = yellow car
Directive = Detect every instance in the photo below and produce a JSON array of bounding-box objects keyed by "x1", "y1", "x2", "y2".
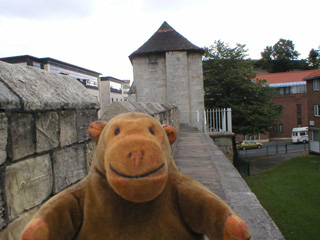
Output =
[{"x1": 237, "y1": 140, "x2": 262, "y2": 150}]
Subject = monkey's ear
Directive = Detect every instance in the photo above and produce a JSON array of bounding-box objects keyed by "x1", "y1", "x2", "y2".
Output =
[
  {"x1": 163, "y1": 125, "x2": 177, "y2": 144},
  {"x1": 88, "y1": 121, "x2": 107, "y2": 142}
]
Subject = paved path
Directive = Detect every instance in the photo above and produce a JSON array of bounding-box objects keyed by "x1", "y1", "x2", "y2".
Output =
[{"x1": 173, "y1": 127, "x2": 285, "y2": 240}]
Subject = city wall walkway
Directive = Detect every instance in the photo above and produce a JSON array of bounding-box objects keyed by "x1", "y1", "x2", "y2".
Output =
[{"x1": 173, "y1": 127, "x2": 284, "y2": 240}]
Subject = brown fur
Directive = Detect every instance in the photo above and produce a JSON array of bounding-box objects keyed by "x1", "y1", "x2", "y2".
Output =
[{"x1": 21, "y1": 112, "x2": 250, "y2": 240}]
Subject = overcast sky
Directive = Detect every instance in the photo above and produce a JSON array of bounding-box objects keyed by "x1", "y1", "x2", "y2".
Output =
[{"x1": 0, "y1": 0, "x2": 319, "y2": 82}]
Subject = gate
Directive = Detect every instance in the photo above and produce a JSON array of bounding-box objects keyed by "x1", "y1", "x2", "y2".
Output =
[{"x1": 204, "y1": 108, "x2": 232, "y2": 134}]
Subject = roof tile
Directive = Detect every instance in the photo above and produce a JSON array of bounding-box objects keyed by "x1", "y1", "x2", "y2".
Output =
[
  {"x1": 256, "y1": 70, "x2": 318, "y2": 84},
  {"x1": 303, "y1": 68, "x2": 320, "y2": 80}
]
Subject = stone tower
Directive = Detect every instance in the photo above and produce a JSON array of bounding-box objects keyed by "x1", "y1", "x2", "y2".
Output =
[{"x1": 129, "y1": 21, "x2": 205, "y2": 131}]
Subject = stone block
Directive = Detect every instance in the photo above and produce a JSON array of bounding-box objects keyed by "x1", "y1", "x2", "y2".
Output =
[
  {"x1": 52, "y1": 144, "x2": 87, "y2": 193},
  {"x1": 86, "y1": 140, "x2": 97, "y2": 171},
  {"x1": 0, "y1": 207, "x2": 39, "y2": 240},
  {"x1": 8, "y1": 113, "x2": 35, "y2": 161},
  {"x1": 0, "y1": 81, "x2": 21, "y2": 110},
  {"x1": 60, "y1": 110, "x2": 77, "y2": 147},
  {"x1": 77, "y1": 109, "x2": 98, "y2": 143},
  {"x1": 101, "y1": 102, "x2": 131, "y2": 121},
  {"x1": 233, "y1": 204, "x2": 285, "y2": 240},
  {"x1": 5, "y1": 155, "x2": 53, "y2": 221},
  {"x1": 130, "y1": 102, "x2": 152, "y2": 115},
  {"x1": 0, "y1": 169, "x2": 6, "y2": 230},
  {"x1": 0, "y1": 113, "x2": 8, "y2": 165},
  {"x1": 36, "y1": 111, "x2": 59, "y2": 153}
]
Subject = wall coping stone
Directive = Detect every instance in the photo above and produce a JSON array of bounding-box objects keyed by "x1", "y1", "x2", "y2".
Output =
[
  {"x1": 0, "y1": 61, "x2": 99, "y2": 111},
  {"x1": 101, "y1": 101, "x2": 177, "y2": 122},
  {"x1": 200, "y1": 132, "x2": 285, "y2": 239}
]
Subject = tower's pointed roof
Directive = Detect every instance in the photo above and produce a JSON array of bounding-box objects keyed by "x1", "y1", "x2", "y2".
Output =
[{"x1": 129, "y1": 21, "x2": 204, "y2": 60}]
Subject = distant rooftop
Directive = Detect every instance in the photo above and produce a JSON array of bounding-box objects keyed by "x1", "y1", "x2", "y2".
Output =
[
  {"x1": 129, "y1": 21, "x2": 204, "y2": 60},
  {"x1": 100, "y1": 76, "x2": 126, "y2": 84},
  {"x1": 303, "y1": 68, "x2": 320, "y2": 81},
  {"x1": 0, "y1": 55, "x2": 102, "y2": 75},
  {"x1": 257, "y1": 70, "x2": 318, "y2": 86}
]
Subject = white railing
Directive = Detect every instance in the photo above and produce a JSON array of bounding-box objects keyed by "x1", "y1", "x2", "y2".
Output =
[{"x1": 204, "y1": 108, "x2": 232, "y2": 134}]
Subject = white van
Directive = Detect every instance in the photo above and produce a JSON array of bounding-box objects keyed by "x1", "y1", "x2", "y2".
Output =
[{"x1": 292, "y1": 127, "x2": 309, "y2": 143}]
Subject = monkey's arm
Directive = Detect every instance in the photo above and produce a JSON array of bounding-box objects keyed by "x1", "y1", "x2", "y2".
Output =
[
  {"x1": 21, "y1": 186, "x2": 84, "y2": 240},
  {"x1": 176, "y1": 175, "x2": 251, "y2": 240}
]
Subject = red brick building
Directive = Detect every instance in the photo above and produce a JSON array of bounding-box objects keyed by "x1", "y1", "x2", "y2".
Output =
[
  {"x1": 256, "y1": 70, "x2": 318, "y2": 141},
  {"x1": 304, "y1": 69, "x2": 320, "y2": 153}
]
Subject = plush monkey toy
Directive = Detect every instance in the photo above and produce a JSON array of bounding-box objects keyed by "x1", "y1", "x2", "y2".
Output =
[{"x1": 21, "y1": 112, "x2": 251, "y2": 240}]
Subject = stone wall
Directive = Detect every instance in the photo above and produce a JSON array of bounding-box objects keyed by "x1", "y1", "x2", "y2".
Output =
[
  {"x1": 166, "y1": 52, "x2": 190, "y2": 126},
  {"x1": 187, "y1": 52, "x2": 205, "y2": 131},
  {"x1": 209, "y1": 133, "x2": 235, "y2": 161},
  {"x1": 0, "y1": 61, "x2": 99, "y2": 239},
  {"x1": 130, "y1": 54, "x2": 167, "y2": 104},
  {"x1": 101, "y1": 101, "x2": 179, "y2": 131}
]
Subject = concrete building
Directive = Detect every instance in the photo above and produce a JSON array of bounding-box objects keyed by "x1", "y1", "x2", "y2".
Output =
[
  {"x1": 99, "y1": 76, "x2": 128, "y2": 115},
  {"x1": 304, "y1": 69, "x2": 320, "y2": 153},
  {"x1": 128, "y1": 21, "x2": 205, "y2": 131}
]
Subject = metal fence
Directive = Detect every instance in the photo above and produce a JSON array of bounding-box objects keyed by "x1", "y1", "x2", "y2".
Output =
[
  {"x1": 238, "y1": 142, "x2": 309, "y2": 158},
  {"x1": 204, "y1": 108, "x2": 232, "y2": 134}
]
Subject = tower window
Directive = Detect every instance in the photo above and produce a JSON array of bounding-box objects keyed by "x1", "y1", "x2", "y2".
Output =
[{"x1": 149, "y1": 55, "x2": 157, "y2": 63}]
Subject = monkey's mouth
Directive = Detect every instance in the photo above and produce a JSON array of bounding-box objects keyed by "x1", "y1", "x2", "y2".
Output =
[{"x1": 109, "y1": 163, "x2": 165, "y2": 179}]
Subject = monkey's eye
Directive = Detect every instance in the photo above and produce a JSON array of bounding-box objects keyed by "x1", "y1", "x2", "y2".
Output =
[
  {"x1": 149, "y1": 128, "x2": 155, "y2": 135},
  {"x1": 114, "y1": 128, "x2": 120, "y2": 135}
]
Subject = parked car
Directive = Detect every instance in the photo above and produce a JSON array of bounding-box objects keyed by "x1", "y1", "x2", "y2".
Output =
[{"x1": 237, "y1": 140, "x2": 262, "y2": 150}]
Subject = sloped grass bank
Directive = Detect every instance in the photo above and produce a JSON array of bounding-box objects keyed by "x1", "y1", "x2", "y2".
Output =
[{"x1": 245, "y1": 155, "x2": 320, "y2": 240}]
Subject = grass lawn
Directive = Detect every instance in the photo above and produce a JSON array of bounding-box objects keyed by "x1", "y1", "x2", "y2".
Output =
[{"x1": 245, "y1": 155, "x2": 320, "y2": 240}]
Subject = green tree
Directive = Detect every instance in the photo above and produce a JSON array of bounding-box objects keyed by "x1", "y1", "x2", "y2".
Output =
[
  {"x1": 307, "y1": 47, "x2": 320, "y2": 69},
  {"x1": 204, "y1": 40, "x2": 282, "y2": 136},
  {"x1": 261, "y1": 38, "x2": 300, "y2": 72}
]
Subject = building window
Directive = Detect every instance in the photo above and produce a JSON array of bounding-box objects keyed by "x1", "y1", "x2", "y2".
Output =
[
  {"x1": 314, "y1": 131, "x2": 319, "y2": 141},
  {"x1": 297, "y1": 104, "x2": 302, "y2": 125},
  {"x1": 32, "y1": 61, "x2": 41, "y2": 69},
  {"x1": 26, "y1": 59, "x2": 33, "y2": 66},
  {"x1": 274, "y1": 124, "x2": 278, "y2": 133},
  {"x1": 277, "y1": 85, "x2": 306, "y2": 95},
  {"x1": 279, "y1": 124, "x2": 283, "y2": 133},
  {"x1": 313, "y1": 80, "x2": 320, "y2": 91},
  {"x1": 291, "y1": 85, "x2": 306, "y2": 94},
  {"x1": 284, "y1": 87, "x2": 290, "y2": 94},
  {"x1": 149, "y1": 55, "x2": 157, "y2": 63},
  {"x1": 314, "y1": 105, "x2": 320, "y2": 117},
  {"x1": 278, "y1": 88, "x2": 284, "y2": 95},
  {"x1": 111, "y1": 98, "x2": 114, "y2": 102},
  {"x1": 310, "y1": 130, "x2": 320, "y2": 141}
]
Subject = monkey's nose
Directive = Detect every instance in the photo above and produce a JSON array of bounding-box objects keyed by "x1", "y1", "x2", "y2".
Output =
[{"x1": 129, "y1": 151, "x2": 144, "y2": 168}]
